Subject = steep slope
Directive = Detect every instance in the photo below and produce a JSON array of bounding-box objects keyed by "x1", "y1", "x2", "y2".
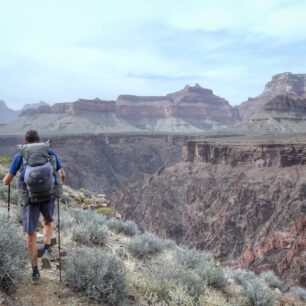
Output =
[{"x1": 112, "y1": 139, "x2": 306, "y2": 287}]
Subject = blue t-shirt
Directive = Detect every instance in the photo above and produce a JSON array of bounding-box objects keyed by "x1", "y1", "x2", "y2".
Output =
[{"x1": 9, "y1": 149, "x2": 63, "y2": 175}]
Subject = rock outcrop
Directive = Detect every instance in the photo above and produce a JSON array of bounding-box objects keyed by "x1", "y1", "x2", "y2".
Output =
[
  {"x1": 0, "y1": 84, "x2": 239, "y2": 134},
  {"x1": 112, "y1": 139, "x2": 306, "y2": 287},
  {"x1": 239, "y1": 72, "x2": 306, "y2": 120},
  {"x1": 116, "y1": 84, "x2": 239, "y2": 130}
]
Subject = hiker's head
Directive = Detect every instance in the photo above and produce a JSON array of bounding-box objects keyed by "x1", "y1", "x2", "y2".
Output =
[{"x1": 24, "y1": 130, "x2": 40, "y2": 144}]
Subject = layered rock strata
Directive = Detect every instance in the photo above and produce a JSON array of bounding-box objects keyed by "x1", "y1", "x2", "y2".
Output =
[{"x1": 113, "y1": 140, "x2": 306, "y2": 287}]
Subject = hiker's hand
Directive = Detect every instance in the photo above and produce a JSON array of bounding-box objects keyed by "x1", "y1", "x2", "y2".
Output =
[{"x1": 3, "y1": 173, "x2": 13, "y2": 185}]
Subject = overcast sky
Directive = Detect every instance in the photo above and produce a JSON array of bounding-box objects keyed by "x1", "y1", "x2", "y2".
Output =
[{"x1": 1, "y1": 0, "x2": 306, "y2": 109}]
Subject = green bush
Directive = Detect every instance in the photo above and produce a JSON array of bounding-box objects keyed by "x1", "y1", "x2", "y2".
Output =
[
  {"x1": 0, "y1": 213, "x2": 27, "y2": 293},
  {"x1": 64, "y1": 249, "x2": 128, "y2": 305},
  {"x1": 96, "y1": 207, "x2": 113, "y2": 217},
  {"x1": 128, "y1": 232, "x2": 166, "y2": 259}
]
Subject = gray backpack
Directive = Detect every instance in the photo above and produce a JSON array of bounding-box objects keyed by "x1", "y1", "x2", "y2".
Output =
[{"x1": 18, "y1": 142, "x2": 56, "y2": 204}]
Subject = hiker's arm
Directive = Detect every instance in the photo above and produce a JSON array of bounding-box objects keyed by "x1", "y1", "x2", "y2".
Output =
[
  {"x1": 3, "y1": 173, "x2": 14, "y2": 185},
  {"x1": 3, "y1": 154, "x2": 22, "y2": 185},
  {"x1": 48, "y1": 149, "x2": 66, "y2": 183},
  {"x1": 59, "y1": 168, "x2": 66, "y2": 183}
]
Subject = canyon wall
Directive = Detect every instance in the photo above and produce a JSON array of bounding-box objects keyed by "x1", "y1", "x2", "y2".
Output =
[
  {"x1": 0, "y1": 133, "x2": 188, "y2": 193},
  {"x1": 113, "y1": 139, "x2": 306, "y2": 287}
]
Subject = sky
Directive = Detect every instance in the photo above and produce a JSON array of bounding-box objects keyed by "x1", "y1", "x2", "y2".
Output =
[{"x1": 1, "y1": 0, "x2": 306, "y2": 109}]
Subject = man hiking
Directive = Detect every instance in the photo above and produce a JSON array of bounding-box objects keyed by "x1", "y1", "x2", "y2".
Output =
[{"x1": 3, "y1": 130, "x2": 66, "y2": 284}]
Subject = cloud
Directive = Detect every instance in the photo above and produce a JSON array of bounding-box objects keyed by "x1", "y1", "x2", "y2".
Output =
[{"x1": 0, "y1": 0, "x2": 306, "y2": 108}]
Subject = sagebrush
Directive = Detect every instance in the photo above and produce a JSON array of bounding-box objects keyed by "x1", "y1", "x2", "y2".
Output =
[
  {"x1": 0, "y1": 213, "x2": 27, "y2": 293},
  {"x1": 64, "y1": 249, "x2": 128, "y2": 305}
]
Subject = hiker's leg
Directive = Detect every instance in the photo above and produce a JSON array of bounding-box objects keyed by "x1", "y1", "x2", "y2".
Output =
[
  {"x1": 23, "y1": 204, "x2": 40, "y2": 267},
  {"x1": 43, "y1": 219, "x2": 52, "y2": 245},
  {"x1": 28, "y1": 232, "x2": 38, "y2": 267},
  {"x1": 41, "y1": 199, "x2": 55, "y2": 246}
]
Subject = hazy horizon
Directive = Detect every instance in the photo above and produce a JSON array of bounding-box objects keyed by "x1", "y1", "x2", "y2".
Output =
[{"x1": 1, "y1": 0, "x2": 306, "y2": 109}]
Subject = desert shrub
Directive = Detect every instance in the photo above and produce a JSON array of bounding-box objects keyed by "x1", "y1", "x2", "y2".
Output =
[
  {"x1": 61, "y1": 193, "x2": 72, "y2": 204},
  {"x1": 260, "y1": 271, "x2": 283, "y2": 290},
  {"x1": 75, "y1": 194, "x2": 85, "y2": 204},
  {"x1": 107, "y1": 218, "x2": 125, "y2": 233},
  {"x1": 71, "y1": 225, "x2": 90, "y2": 244},
  {"x1": 96, "y1": 207, "x2": 113, "y2": 217},
  {"x1": 232, "y1": 269, "x2": 273, "y2": 306},
  {"x1": 176, "y1": 247, "x2": 227, "y2": 291},
  {"x1": 10, "y1": 189, "x2": 18, "y2": 205},
  {"x1": 0, "y1": 155, "x2": 11, "y2": 165},
  {"x1": 243, "y1": 277, "x2": 273, "y2": 306},
  {"x1": 122, "y1": 220, "x2": 140, "y2": 236},
  {"x1": 127, "y1": 232, "x2": 166, "y2": 259},
  {"x1": 69, "y1": 208, "x2": 107, "y2": 226},
  {"x1": 88, "y1": 224, "x2": 108, "y2": 245},
  {"x1": 141, "y1": 261, "x2": 207, "y2": 304},
  {"x1": 145, "y1": 285, "x2": 197, "y2": 306},
  {"x1": 176, "y1": 247, "x2": 207, "y2": 269},
  {"x1": 0, "y1": 213, "x2": 27, "y2": 293},
  {"x1": 199, "y1": 288, "x2": 233, "y2": 306},
  {"x1": 59, "y1": 210, "x2": 75, "y2": 230},
  {"x1": 0, "y1": 185, "x2": 9, "y2": 202},
  {"x1": 289, "y1": 286, "x2": 306, "y2": 301},
  {"x1": 83, "y1": 189, "x2": 92, "y2": 198},
  {"x1": 71, "y1": 224, "x2": 108, "y2": 246},
  {"x1": 64, "y1": 249, "x2": 128, "y2": 305}
]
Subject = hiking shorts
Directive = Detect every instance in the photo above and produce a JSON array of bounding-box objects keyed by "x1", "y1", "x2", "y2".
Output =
[{"x1": 23, "y1": 198, "x2": 55, "y2": 234}]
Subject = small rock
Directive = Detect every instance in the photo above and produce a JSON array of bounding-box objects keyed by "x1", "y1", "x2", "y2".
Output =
[
  {"x1": 275, "y1": 288, "x2": 281, "y2": 294},
  {"x1": 58, "y1": 288, "x2": 73, "y2": 299}
]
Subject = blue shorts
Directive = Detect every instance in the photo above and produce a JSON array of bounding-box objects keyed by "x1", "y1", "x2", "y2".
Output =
[{"x1": 23, "y1": 199, "x2": 55, "y2": 234}]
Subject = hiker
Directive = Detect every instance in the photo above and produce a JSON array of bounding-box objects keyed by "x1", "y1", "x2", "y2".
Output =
[{"x1": 2, "y1": 130, "x2": 66, "y2": 283}]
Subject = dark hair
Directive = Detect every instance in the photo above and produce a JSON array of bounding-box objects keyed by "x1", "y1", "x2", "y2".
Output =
[{"x1": 25, "y1": 130, "x2": 40, "y2": 143}]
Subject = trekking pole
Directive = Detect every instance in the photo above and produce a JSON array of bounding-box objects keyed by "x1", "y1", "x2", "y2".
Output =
[
  {"x1": 7, "y1": 184, "x2": 11, "y2": 219},
  {"x1": 57, "y1": 197, "x2": 62, "y2": 282}
]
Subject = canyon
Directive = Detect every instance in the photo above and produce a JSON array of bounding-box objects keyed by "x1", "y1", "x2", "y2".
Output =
[
  {"x1": 112, "y1": 138, "x2": 306, "y2": 288},
  {"x1": 1, "y1": 72, "x2": 306, "y2": 289}
]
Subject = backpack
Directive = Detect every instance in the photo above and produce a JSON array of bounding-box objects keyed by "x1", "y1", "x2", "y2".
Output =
[{"x1": 17, "y1": 142, "x2": 56, "y2": 204}]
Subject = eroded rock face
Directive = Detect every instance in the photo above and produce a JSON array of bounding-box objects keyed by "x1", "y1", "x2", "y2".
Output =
[
  {"x1": 113, "y1": 140, "x2": 306, "y2": 287},
  {"x1": 2, "y1": 84, "x2": 239, "y2": 134},
  {"x1": 238, "y1": 72, "x2": 306, "y2": 121},
  {"x1": 116, "y1": 84, "x2": 240, "y2": 128},
  {"x1": 0, "y1": 134, "x2": 187, "y2": 194}
]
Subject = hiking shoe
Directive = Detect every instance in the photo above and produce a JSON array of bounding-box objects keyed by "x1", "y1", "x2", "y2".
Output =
[
  {"x1": 32, "y1": 270, "x2": 40, "y2": 285},
  {"x1": 41, "y1": 250, "x2": 52, "y2": 269}
]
